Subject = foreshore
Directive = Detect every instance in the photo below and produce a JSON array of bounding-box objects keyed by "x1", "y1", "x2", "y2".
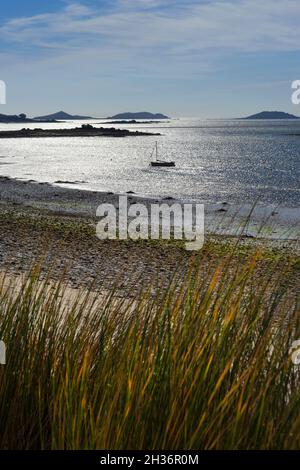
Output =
[{"x1": 0, "y1": 175, "x2": 298, "y2": 296}]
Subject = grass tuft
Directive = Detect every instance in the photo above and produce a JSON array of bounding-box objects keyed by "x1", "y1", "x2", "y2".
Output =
[{"x1": 0, "y1": 245, "x2": 299, "y2": 450}]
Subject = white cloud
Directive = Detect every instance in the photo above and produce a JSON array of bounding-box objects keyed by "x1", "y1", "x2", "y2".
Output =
[
  {"x1": 64, "y1": 3, "x2": 93, "y2": 17},
  {"x1": 1, "y1": 0, "x2": 299, "y2": 52},
  {"x1": 0, "y1": 0, "x2": 299, "y2": 82}
]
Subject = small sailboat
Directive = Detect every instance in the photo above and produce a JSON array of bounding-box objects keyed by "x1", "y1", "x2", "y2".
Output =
[{"x1": 150, "y1": 142, "x2": 175, "y2": 167}]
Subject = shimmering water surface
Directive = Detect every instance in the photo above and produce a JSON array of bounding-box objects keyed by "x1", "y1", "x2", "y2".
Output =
[{"x1": 0, "y1": 118, "x2": 299, "y2": 209}]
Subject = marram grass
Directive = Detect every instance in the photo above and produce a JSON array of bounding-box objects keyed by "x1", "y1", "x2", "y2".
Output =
[{"x1": 0, "y1": 247, "x2": 299, "y2": 450}]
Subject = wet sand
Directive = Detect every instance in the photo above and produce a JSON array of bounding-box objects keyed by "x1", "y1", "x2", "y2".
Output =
[
  {"x1": 0, "y1": 175, "x2": 298, "y2": 296},
  {"x1": 0, "y1": 175, "x2": 299, "y2": 238}
]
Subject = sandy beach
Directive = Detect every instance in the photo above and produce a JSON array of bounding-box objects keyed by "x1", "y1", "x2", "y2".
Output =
[{"x1": 0, "y1": 175, "x2": 298, "y2": 297}]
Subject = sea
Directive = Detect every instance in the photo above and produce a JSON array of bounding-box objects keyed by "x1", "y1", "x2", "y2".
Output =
[{"x1": 0, "y1": 118, "x2": 299, "y2": 236}]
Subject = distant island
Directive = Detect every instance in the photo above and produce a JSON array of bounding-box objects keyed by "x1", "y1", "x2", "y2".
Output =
[
  {"x1": 107, "y1": 112, "x2": 170, "y2": 120},
  {"x1": 34, "y1": 111, "x2": 94, "y2": 121},
  {"x1": 0, "y1": 113, "x2": 56, "y2": 123},
  {"x1": 0, "y1": 124, "x2": 160, "y2": 139},
  {"x1": 0, "y1": 110, "x2": 170, "y2": 123},
  {"x1": 242, "y1": 111, "x2": 300, "y2": 120}
]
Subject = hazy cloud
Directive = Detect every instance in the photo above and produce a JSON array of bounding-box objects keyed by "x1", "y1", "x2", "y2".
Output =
[{"x1": 1, "y1": 0, "x2": 299, "y2": 55}]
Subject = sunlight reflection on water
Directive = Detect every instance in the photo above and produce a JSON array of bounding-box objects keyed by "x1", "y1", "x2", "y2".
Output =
[{"x1": 0, "y1": 118, "x2": 299, "y2": 208}]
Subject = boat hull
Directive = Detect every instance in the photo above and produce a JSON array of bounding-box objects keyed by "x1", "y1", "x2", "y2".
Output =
[{"x1": 150, "y1": 161, "x2": 175, "y2": 167}]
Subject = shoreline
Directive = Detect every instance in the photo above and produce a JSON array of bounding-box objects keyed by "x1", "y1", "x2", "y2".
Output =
[
  {"x1": 0, "y1": 175, "x2": 298, "y2": 298},
  {"x1": 0, "y1": 175, "x2": 298, "y2": 243},
  {"x1": 0, "y1": 198, "x2": 298, "y2": 293}
]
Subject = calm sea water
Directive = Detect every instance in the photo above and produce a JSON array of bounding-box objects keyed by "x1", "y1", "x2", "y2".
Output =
[{"x1": 0, "y1": 118, "x2": 299, "y2": 209}]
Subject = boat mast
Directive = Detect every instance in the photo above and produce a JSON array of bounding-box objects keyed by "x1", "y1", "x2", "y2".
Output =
[{"x1": 156, "y1": 141, "x2": 158, "y2": 161}]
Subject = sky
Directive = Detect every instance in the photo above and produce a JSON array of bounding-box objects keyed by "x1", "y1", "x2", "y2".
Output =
[{"x1": 0, "y1": 0, "x2": 299, "y2": 118}]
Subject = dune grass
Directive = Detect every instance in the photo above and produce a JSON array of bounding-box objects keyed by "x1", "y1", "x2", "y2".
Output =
[{"x1": 0, "y1": 243, "x2": 299, "y2": 450}]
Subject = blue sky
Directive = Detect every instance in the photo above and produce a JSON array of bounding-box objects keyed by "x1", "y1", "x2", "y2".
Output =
[{"x1": 0, "y1": 0, "x2": 299, "y2": 118}]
